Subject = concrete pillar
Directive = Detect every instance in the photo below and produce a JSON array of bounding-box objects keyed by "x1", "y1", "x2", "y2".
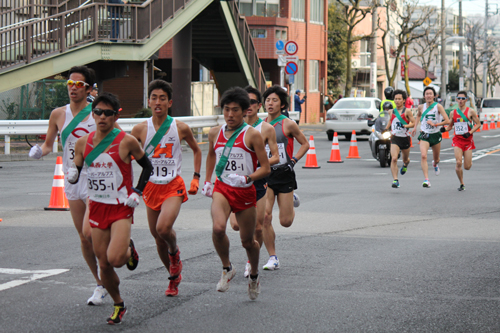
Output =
[{"x1": 172, "y1": 23, "x2": 192, "y2": 117}]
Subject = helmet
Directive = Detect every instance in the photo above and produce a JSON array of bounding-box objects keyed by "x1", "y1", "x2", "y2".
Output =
[
  {"x1": 384, "y1": 86, "x2": 394, "y2": 100},
  {"x1": 383, "y1": 101, "x2": 394, "y2": 110}
]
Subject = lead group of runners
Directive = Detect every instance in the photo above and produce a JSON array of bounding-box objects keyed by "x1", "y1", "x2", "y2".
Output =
[{"x1": 30, "y1": 66, "x2": 309, "y2": 325}]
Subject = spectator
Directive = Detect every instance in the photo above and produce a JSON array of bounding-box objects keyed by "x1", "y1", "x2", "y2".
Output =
[
  {"x1": 108, "y1": 0, "x2": 128, "y2": 42},
  {"x1": 334, "y1": 94, "x2": 343, "y2": 105},
  {"x1": 405, "y1": 94, "x2": 414, "y2": 109},
  {"x1": 294, "y1": 89, "x2": 306, "y2": 124},
  {"x1": 87, "y1": 84, "x2": 98, "y2": 103},
  {"x1": 324, "y1": 91, "x2": 335, "y2": 111}
]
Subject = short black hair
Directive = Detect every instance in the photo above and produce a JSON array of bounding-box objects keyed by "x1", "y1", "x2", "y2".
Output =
[
  {"x1": 393, "y1": 89, "x2": 407, "y2": 101},
  {"x1": 423, "y1": 86, "x2": 436, "y2": 96},
  {"x1": 220, "y1": 87, "x2": 250, "y2": 111},
  {"x1": 263, "y1": 85, "x2": 289, "y2": 110},
  {"x1": 68, "y1": 66, "x2": 96, "y2": 88},
  {"x1": 457, "y1": 90, "x2": 468, "y2": 97},
  {"x1": 92, "y1": 92, "x2": 121, "y2": 112},
  {"x1": 244, "y1": 85, "x2": 262, "y2": 103},
  {"x1": 148, "y1": 79, "x2": 172, "y2": 100}
]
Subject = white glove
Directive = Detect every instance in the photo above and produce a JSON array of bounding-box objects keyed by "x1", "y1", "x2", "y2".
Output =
[
  {"x1": 29, "y1": 144, "x2": 43, "y2": 159},
  {"x1": 125, "y1": 192, "x2": 140, "y2": 208},
  {"x1": 67, "y1": 162, "x2": 79, "y2": 184},
  {"x1": 223, "y1": 174, "x2": 247, "y2": 187},
  {"x1": 201, "y1": 181, "x2": 213, "y2": 197}
]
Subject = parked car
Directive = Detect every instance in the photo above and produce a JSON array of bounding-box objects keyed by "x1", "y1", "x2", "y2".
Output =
[
  {"x1": 479, "y1": 98, "x2": 500, "y2": 123},
  {"x1": 325, "y1": 97, "x2": 381, "y2": 140}
]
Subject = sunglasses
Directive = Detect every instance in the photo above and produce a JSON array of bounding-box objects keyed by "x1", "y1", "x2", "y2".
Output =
[
  {"x1": 93, "y1": 108, "x2": 117, "y2": 117},
  {"x1": 457, "y1": 97, "x2": 467, "y2": 100},
  {"x1": 250, "y1": 99, "x2": 260, "y2": 105},
  {"x1": 67, "y1": 80, "x2": 89, "y2": 88}
]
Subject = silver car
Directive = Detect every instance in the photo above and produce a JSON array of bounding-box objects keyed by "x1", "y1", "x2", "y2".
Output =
[{"x1": 325, "y1": 97, "x2": 381, "y2": 140}]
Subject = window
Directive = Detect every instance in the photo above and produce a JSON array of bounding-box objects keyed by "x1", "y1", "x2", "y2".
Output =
[
  {"x1": 239, "y1": 0, "x2": 280, "y2": 17},
  {"x1": 250, "y1": 29, "x2": 267, "y2": 38},
  {"x1": 276, "y1": 29, "x2": 281, "y2": 39},
  {"x1": 295, "y1": 60, "x2": 305, "y2": 91},
  {"x1": 292, "y1": 0, "x2": 305, "y2": 21},
  {"x1": 309, "y1": 60, "x2": 319, "y2": 92},
  {"x1": 310, "y1": 0, "x2": 324, "y2": 24},
  {"x1": 359, "y1": 39, "x2": 371, "y2": 67},
  {"x1": 281, "y1": 30, "x2": 287, "y2": 40}
]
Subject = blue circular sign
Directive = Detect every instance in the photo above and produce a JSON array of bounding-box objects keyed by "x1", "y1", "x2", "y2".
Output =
[
  {"x1": 276, "y1": 40, "x2": 284, "y2": 50},
  {"x1": 285, "y1": 62, "x2": 298, "y2": 75}
]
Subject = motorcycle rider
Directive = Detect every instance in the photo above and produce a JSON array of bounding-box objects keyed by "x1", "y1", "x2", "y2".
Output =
[
  {"x1": 380, "y1": 86, "x2": 397, "y2": 115},
  {"x1": 384, "y1": 89, "x2": 415, "y2": 188}
]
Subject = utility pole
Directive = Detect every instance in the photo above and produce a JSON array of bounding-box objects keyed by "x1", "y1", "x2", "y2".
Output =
[
  {"x1": 370, "y1": 0, "x2": 378, "y2": 98},
  {"x1": 459, "y1": 0, "x2": 464, "y2": 90},
  {"x1": 440, "y1": 0, "x2": 446, "y2": 104},
  {"x1": 482, "y1": 0, "x2": 488, "y2": 99}
]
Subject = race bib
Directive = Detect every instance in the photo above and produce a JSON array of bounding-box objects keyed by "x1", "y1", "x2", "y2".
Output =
[
  {"x1": 87, "y1": 170, "x2": 118, "y2": 201},
  {"x1": 149, "y1": 159, "x2": 177, "y2": 184},
  {"x1": 391, "y1": 120, "x2": 406, "y2": 136},
  {"x1": 266, "y1": 143, "x2": 287, "y2": 165},
  {"x1": 217, "y1": 150, "x2": 248, "y2": 177},
  {"x1": 455, "y1": 122, "x2": 468, "y2": 135}
]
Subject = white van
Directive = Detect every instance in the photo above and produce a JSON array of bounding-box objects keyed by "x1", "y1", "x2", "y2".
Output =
[{"x1": 480, "y1": 98, "x2": 500, "y2": 123}]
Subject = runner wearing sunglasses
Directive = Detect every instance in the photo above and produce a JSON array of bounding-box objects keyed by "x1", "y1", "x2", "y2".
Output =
[
  {"x1": 442, "y1": 91, "x2": 481, "y2": 191},
  {"x1": 28, "y1": 66, "x2": 112, "y2": 305},
  {"x1": 411, "y1": 86, "x2": 450, "y2": 188},
  {"x1": 68, "y1": 92, "x2": 152, "y2": 325},
  {"x1": 130, "y1": 80, "x2": 202, "y2": 297}
]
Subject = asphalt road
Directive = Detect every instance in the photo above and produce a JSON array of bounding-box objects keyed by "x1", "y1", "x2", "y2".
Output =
[{"x1": 1, "y1": 125, "x2": 500, "y2": 332}]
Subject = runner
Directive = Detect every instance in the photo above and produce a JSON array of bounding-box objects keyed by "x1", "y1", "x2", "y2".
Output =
[
  {"x1": 202, "y1": 87, "x2": 271, "y2": 300},
  {"x1": 228, "y1": 85, "x2": 279, "y2": 278},
  {"x1": 68, "y1": 92, "x2": 152, "y2": 325},
  {"x1": 384, "y1": 89, "x2": 415, "y2": 188},
  {"x1": 442, "y1": 90, "x2": 481, "y2": 191},
  {"x1": 131, "y1": 80, "x2": 202, "y2": 297},
  {"x1": 411, "y1": 86, "x2": 450, "y2": 188},
  {"x1": 28, "y1": 66, "x2": 111, "y2": 305},
  {"x1": 262, "y1": 85, "x2": 309, "y2": 270}
]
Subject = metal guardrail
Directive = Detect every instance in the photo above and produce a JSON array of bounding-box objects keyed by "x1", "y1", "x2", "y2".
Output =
[{"x1": 0, "y1": 112, "x2": 300, "y2": 154}]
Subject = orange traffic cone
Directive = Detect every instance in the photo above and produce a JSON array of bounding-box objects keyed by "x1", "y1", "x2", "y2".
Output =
[
  {"x1": 327, "y1": 132, "x2": 343, "y2": 163},
  {"x1": 490, "y1": 117, "x2": 496, "y2": 129},
  {"x1": 302, "y1": 135, "x2": 321, "y2": 168},
  {"x1": 410, "y1": 137, "x2": 414, "y2": 147},
  {"x1": 346, "y1": 131, "x2": 361, "y2": 159},
  {"x1": 45, "y1": 156, "x2": 70, "y2": 211},
  {"x1": 482, "y1": 115, "x2": 489, "y2": 131},
  {"x1": 442, "y1": 130, "x2": 450, "y2": 139}
]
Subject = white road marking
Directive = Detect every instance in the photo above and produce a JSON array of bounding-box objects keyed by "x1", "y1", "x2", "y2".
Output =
[
  {"x1": 440, "y1": 144, "x2": 500, "y2": 163},
  {"x1": 480, "y1": 134, "x2": 500, "y2": 138},
  {"x1": 0, "y1": 268, "x2": 69, "y2": 291}
]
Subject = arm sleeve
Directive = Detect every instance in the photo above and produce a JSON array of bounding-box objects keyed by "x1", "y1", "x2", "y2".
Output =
[{"x1": 134, "y1": 154, "x2": 152, "y2": 192}]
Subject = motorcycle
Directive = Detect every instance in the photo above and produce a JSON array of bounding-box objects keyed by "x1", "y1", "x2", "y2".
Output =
[{"x1": 368, "y1": 111, "x2": 395, "y2": 167}]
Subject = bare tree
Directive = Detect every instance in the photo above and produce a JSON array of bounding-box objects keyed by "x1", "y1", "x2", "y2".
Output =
[
  {"x1": 465, "y1": 17, "x2": 487, "y2": 97},
  {"x1": 335, "y1": 0, "x2": 376, "y2": 96}
]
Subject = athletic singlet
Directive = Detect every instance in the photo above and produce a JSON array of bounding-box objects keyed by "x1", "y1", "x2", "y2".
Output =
[
  {"x1": 420, "y1": 102, "x2": 443, "y2": 134},
  {"x1": 214, "y1": 125, "x2": 257, "y2": 188},
  {"x1": 62, "y1": 104, "x2": 96, "y2": 174},
  {"x1": 83, "y1": 131, "x2": 133, "y2": 204},
  {"x1": 267, "y1": 118, "x2": 293, "y2": 166},
  {"x1": 390, "y1": 108, "x2": 410, "y2": 137},
  {"x1": 143, "y1": 117, "x2": 182, "y2": 184},
  {"x1": 452, "y1": 107, "x2": 473, "y2": 138}
]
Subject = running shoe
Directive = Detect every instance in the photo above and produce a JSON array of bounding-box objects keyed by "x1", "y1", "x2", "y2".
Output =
[
  {"x1": 293, "y1": 192, "x2": 300, "y2": 208},
  {"x1": 432, "y1": 160, "x2": 440, "y2": 176},
  {"x1": 458, "y1": 184, "x2": 465, "y2": 191},
  {"x1": 392, "y1": 180, "x2": 400, "y2": 188},
  {"x1": 248, "y1": 275, "x2": 261, "y2": 300},
  {"x1": 168, "y1": 247, "x2": 183, "y2": 278},
  {"x1": 400, "y1": 164, "x2": 408, "y2": 175},
  {"x1": 243, "y1": 261, "x2": 251, "y2": 278},
  {"x1": 263, "y1": 256, "x2": 280, "y2": 271},
  {"x1": 422, "y1": 179, "x2": 431, "y2": 188},
  {"x1": 126, "y1": 239, "x2": 139, "y2": 271},
  {"x1": 87, "y1": 285, "x2": 108, "y2": 306},
  {"x1": 216, "y1": 266, "x2": 236, "y2": 292},
  {"x1": 165, "y1": 274, "x2": 182, "y2": 297},
  {"x1": 106, "y1": 305, "x2": 127, "y2": 325}
]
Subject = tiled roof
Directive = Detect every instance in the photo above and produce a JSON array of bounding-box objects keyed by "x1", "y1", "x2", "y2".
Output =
[{"x1": 407, "y1": 60, "x2": 436, "y2": 80}]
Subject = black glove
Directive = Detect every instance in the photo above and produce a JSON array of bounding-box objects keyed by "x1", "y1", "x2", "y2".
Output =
[
  {"x1": 303, "y1": 95, "x2": 307, "y2": 99},
  {"x1": 463, "y1": 132, "x2": 471, "y2": 139},
  {"x1": 440, "y1": 127, "x2": 446, "y2": 133}
]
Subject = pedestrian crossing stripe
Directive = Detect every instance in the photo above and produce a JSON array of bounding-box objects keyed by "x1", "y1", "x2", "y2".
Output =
[{"x1": 0, "y1": 268, "x2": 69, "y2": 291}]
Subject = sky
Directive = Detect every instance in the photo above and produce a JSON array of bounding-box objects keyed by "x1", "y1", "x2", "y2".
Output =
[{"x1": 422, "y1": 0, "x2": 489, "y2": 16}]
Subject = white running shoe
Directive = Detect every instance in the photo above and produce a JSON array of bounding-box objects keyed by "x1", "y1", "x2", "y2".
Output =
[
  {"x1": 216, "y1": 267, "x2": 236, "y2": 292},
  {"x1": 432, "y1": 160, "x2": 440, "y2": 176},
  {"x1": 262, "y1": 256, "x2": 280, "y2": 270},
  {"x1": 87, "y1": 285, "x2": 108, "y2": 306},
  {"x1": 243, "y1": 261, "x2": 251, "y2": 278},
  {"x1": 293, "y1": 192, "x2": 300, "y2": 208},
  {"x1": 248, "y1": 275, "x2": 261, "y2": 300}
]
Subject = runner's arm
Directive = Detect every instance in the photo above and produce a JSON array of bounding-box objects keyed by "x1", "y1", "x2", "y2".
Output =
[
  {"x1": 67, "y1": 136, "x2": 86, "y2": 184},
  {"x1": 469, "y1": 110, "x2": 481, "y2": 134},
  {"x1": 436, "y1": 105, "x2": 450, "y2": 127},
  {"x1": 411, "y1": 106, "x2": 423, "y2": 136},
  {"x1": 179, "y1": 122, "x2": 202, "y2": 177},
  {"x1": 127, "y1": 135, "x2": 152, "y2": 193},
  {"x1": 405, "y1": 110, "x2": 415, "y2": 129},
  {"x1": 384, "y1": 111, "x2": 392, "y2": 131},
  {"x1": 247, "y1": 129, "x2": 270, "y2": 181},
  {"x1": 264, "y1": 124, "x2": 280, "y2": 165},
  {"x1": 287, "y1": 120, "x2": 309, "y2": 161},
  {"x1": 204, "y1": 127, "x2": 218, "y2": 183},
  {"x1": 39, "y1": 108, "x2": 63, "y2": 157}
]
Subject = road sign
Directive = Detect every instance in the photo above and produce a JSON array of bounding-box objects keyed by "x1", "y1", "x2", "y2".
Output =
[
  {"x1": 276, "y1": 40, "x2": 284, "y2": 50},
  {"x1": 285, "y1": 61, "x2": 298, "y2": 75},
  {"x1": 285, "y1": 41, "x2": 298, "y2": 56},
  {"x1": 423, "y1": 77, "x2": 432, "y2": 86},
  {"x1": 284, "y1": 55, "x2": 298, "y2": 62}
]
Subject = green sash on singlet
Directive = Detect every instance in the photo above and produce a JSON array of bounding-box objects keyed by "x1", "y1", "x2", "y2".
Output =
[
  {"x1": 144, "y1": 115, "x2": 173, "y2": 156},
  {"x1": 393, "y1": 108, "x2": 408, "y2": 126},
  {"x1": 61, "y1": 104, "x2": 92, "y2": 148},
  {"x1": 84, "y1": 128, "x2": 121, "y2": 167},
  {"x1": 454, "y1": 107, "x2": 471, "y2": 127},
  {"x1": 269, "y1": 114, "x2": 287, "y2": 126},
  {"x1": 421, "y1": 102, "x2": 438, "y2": 121},
  {"x1": 215, "y1": 122, "x2": 247, "y2": 181}
]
